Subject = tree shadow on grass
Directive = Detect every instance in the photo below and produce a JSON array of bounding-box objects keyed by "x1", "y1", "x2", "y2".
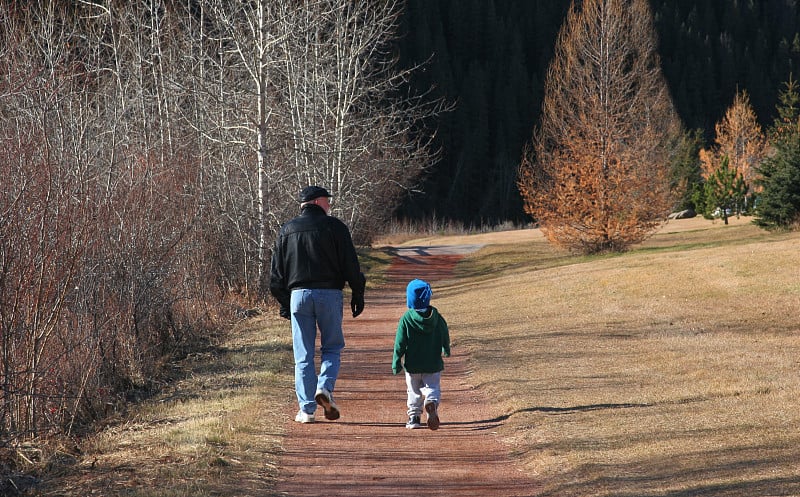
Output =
[{"x1": 539, "y1": 453, "x2": 800, "y2": 497}]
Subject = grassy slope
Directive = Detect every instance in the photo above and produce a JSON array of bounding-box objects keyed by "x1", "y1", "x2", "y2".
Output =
[{"x1": 435, "y1": 217, "x2": 800, "y2": 496}]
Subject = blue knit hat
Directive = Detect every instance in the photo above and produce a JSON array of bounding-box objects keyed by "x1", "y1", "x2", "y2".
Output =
[{"x1": 406, "y1": 279, "x2": 432, "y2": 311}]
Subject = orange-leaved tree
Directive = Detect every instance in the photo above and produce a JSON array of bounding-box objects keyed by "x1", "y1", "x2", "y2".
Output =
[
  {"x1": 518, "y1": 0, "x2": 681, "y2": 254},
  {"x1": 699, "y1": 89, "x2": 766, "y2": 204}
]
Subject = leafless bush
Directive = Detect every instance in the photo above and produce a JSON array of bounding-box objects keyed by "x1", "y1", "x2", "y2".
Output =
[
  {"x1": 0, "y1": 127, "x2": 222, "y2": 444},
  {"x1": 0, "y1": 0, "x2": 441, "y2": 446}
]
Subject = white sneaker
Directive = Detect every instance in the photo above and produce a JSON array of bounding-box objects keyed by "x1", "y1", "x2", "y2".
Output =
[
  {"x1": 294, "y1": 410, "x2": 315, "y2": 423},
  {"x1": 314, "y1": 389, "x2": 340, "y2": 420}
]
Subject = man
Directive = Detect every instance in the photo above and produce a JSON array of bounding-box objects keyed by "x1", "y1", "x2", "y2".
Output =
[{"x1": 269, "y1": 186, "x2": 366, "y2": 423}]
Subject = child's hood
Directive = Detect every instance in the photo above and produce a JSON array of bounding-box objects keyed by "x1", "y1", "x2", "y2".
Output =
[{"x1": 405, "y1": 306, "x2": 441, "y2": 333}]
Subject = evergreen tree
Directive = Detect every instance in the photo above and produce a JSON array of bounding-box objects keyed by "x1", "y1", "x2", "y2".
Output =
[
  {"x1": 754, "y1": 139, "x2": 800, "y2": 230},
  {"x1": 670, "y1": 128, "x2": 705, "y2": 212},
  {"x1": 704, "y1": 156, "x2": 747, "y2": 225},
  {"x1": 768, "y1": 75, "x2": 800, "y2": 144},
  {"x1": 755, "y1": 76, "x2": 800, "y2": 230}
]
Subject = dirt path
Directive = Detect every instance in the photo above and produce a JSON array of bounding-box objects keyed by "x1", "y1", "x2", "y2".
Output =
[{"x1": 275, "y1": 247, "x2": 538, "y2": 497}]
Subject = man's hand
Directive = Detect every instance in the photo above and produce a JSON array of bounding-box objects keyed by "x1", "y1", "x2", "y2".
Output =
[
  {"x1": 279, "y1": 305, "x2": 290, "y2": 320},
  {"x1": 351, "y1": 293, "x2": 364, "y2": 318}
]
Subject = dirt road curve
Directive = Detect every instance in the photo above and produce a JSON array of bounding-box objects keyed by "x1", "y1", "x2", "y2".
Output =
[{"x1": 275, "y1": 247, "x2": 538, "y2": 497}]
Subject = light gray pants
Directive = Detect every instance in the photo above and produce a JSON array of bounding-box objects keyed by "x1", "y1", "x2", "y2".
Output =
[{"x1": 405, "y1": 371, "x2": 441, "y2": 417}]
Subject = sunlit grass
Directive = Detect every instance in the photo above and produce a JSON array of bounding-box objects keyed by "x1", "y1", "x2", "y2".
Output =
[{"x1": 438, "y1": 216, "x2": 800, "y2": 496}]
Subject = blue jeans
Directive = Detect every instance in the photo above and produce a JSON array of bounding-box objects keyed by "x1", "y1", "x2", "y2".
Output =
[{"x1": 290, "y1": 288, "x2": 345, "y2": 414}]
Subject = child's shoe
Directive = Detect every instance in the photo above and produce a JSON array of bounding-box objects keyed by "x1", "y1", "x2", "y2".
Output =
[
  {"x1": 424, "y1": 401, "x2": 440, "y2": 430},
  {"x1": 405, "y1": 415, "x2": 422, "y2": 429}
]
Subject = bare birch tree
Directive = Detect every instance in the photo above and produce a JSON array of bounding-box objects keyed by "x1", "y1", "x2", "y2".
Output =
[
  {"x1": 275, "y1": 0, "x2": 442, "y2": 242},
  {"x1": 518, "y1": 0, "x2": 681, "y2": 253},
  {"x1": 195, "y1": 0, "x2": 442, "y2": 293},
  {"x1": 197, "y1": 0, "x2": 290, "y2": 297}
]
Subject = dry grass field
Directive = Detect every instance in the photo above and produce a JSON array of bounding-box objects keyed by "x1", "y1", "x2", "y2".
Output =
[
  {"x1": 29, "y1": 216, "x2": 798, "y2": 496},
  {"x1": 432, "y1": 216, "x2": 800, "y2": 496}
]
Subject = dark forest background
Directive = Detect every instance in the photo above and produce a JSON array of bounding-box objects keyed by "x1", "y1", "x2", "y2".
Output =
[{"x1": 393, "y1": 0, "x2": 800, "y2": 226}]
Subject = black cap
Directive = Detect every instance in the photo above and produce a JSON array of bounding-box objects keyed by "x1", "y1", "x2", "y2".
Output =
[{"x1": 299, "y1": 185, "x2": 332, "y2": 203}]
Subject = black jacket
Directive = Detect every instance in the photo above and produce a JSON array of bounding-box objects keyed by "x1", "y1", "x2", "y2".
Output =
[{"x1": 269, "y1": 204, "x2": 365, "y2": 308}]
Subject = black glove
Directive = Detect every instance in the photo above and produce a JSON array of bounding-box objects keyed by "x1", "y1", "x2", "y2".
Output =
[
  {"x1": 351, "y1": 293, "x2": 364, "y2": 318},
  {"x1": 279, "y1": 305, "x2": 290, "y2": 320}
]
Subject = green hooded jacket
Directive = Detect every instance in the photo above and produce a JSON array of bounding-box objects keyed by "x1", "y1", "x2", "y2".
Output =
[{"x1": 392, "y1": 306, "x2": 450, "y2": 374}]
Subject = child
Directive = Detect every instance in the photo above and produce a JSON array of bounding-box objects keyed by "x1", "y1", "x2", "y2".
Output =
[{"x1": 392, "y1": 279, "x2": 451, "y2": 430}]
